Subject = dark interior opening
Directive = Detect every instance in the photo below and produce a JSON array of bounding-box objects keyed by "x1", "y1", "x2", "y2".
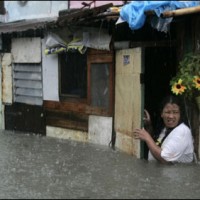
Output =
[{"x1": 143, "y1": 46, "x2": 177, "y2": 159}]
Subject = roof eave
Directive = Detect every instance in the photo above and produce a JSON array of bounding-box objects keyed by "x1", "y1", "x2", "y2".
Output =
[{"x1": 0, "y1": 17, "x2": 58, "y2": 34}]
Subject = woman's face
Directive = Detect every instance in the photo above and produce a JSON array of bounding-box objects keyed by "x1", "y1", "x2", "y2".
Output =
[{"x1": 161, "y1": 103, "x2": 181, "y2": 128}]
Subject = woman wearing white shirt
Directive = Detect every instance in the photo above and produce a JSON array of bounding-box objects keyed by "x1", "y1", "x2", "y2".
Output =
[{"x1": 134, "y1": 95, "x2": 194, "y2": 164}]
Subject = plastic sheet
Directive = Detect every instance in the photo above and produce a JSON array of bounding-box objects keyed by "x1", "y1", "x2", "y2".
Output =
[{"x1": 120, "y1": 1, "x2": 199, "y2": 31}]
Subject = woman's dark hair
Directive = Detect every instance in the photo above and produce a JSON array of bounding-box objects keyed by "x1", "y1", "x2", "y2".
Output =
[{"x1": 154, "y1": 95, "x2": 188, "y2": 138}]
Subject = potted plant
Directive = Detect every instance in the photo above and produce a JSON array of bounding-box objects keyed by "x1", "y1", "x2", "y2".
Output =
[{"x1": 170, "y1": 52, "x2": 200, "y2": 109}]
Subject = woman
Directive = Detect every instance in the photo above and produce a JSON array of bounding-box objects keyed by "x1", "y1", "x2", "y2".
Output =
[{"x1": 134, "y1": 95, "x2": 194, "y2": 164}]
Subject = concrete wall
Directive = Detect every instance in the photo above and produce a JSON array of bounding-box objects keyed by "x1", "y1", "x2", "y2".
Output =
[
  {"x1": 46, "y1": 115, "x2": 113, "y2": 147},
  {"x1": 4, "y1": 1, "x2": 68, "y2": 22},
  {"x1": 42, "y1": 38, "x2": 59, "y2": 101}
]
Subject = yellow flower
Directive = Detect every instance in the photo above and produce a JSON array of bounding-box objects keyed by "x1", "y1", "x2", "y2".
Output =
[
  {"x1": 193, "y1": 76, "x2": 200, "y2": 90},
  {"x1": 171, "y1": 79, "x2": 187, "y2": 95}
]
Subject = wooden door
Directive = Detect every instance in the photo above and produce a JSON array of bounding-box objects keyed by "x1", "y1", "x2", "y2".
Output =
[{"x1": 114, "y1": 47, "x2": 144, "y2": 158}]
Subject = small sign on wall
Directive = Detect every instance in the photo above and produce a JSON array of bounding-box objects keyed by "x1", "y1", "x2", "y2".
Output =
[{"x1": 123, "y1": 55, "x2": 130, "y2": 65}]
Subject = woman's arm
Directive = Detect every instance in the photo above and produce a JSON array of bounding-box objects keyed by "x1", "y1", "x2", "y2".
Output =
[{"x1": 134, "y1": 128, "x2": 167, "y2": 163}]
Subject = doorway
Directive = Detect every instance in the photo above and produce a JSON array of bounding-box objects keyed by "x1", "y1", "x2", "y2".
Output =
[{"x1": 143, "y1": 46, "x2": 177, "y2": 159}]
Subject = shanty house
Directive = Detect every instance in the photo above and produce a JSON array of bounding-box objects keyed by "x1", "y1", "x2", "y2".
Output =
[{"x1": 0, "y1": 1, "x2": 200, "y2": 160}]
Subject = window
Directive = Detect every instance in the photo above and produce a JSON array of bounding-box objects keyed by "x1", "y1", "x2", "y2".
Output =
[
  {"x1": 87, "y1": 49, "x2": 114, "y2": 115},
  {"x1": 59, "y1": 52, "x2": 87, "y2": 99},
  {"x1": 90, "y1": 63, "x2": 110, "y2": 109},
  {"x1": 58, "y1": 49, "x2": 114, "y2": 116}
]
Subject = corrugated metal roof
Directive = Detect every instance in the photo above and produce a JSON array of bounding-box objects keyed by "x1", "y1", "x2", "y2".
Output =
[
  {"x1": 0, "y1": 17, "x2": 58, "y2": 34},
  {"x1": 0, "y1": 3, "x2": 116, "y2": 34},
  {"x1": 0, "y1": 3, "x2": 200, "y2": 34}
]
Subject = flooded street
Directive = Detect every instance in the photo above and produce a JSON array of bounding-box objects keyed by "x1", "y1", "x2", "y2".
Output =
[{"x1": 0, "y1": 130, "x2": 200, "y2": 199}]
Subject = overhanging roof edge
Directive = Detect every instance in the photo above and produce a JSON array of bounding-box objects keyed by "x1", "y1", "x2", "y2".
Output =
[{"x1": 0, "y1": 17, "x2": 58, "y2": 34}]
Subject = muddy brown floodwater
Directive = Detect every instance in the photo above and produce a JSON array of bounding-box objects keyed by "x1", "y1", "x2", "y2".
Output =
[{"x1": 0, "y1": 130, "x2": 199, "y2": 199}]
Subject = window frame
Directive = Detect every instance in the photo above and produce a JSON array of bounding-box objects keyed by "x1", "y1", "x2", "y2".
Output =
[
  {"x1": 58, "y1": 51, "x2": 88, "y2": 103},
  {"x1": 87, "y1": 49, "x2": 114, "y2": 116},
  {"x1": 58, "y1": 49, "x2": 114, "y2": 116}
]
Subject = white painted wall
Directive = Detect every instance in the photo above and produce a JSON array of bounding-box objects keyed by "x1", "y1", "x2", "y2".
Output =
[
  {"x1": 4, "y1": 1, "x2": 68, "y2": 22},
  {"x1": 42, "y1": 38, "x2": 59, "y2": 101},
  {"x1": 88, "y1": 115, "x2": 113, "y2": 146}
]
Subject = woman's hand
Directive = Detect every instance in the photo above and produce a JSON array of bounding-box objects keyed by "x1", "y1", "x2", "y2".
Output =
[
  {"x1": 134, "y1": 128, "x2": 151, "y2": 142},
  {"x1": 134, "y1": 127, "x2": 166, "y2": 163}
]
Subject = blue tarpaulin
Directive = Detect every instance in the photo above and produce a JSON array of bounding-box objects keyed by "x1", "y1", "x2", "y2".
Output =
[{"x1": 120, "y1": 1, "x2": 199, "y2": 31}]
